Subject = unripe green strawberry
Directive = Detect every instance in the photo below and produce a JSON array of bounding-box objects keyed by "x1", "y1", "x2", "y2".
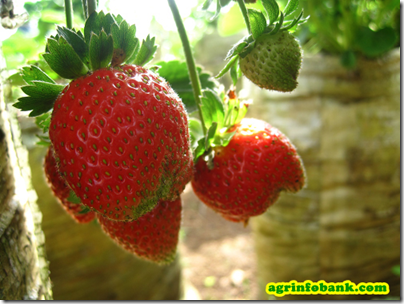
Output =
[
  {"x1": 240, "y1": 31, "x2": 302, "y2": 92},
  {"x1": 44, "y1": 147, "x2": 95, "y2": 224},
  {"x1": 97, "y1": 197, "x2": 182, "y2": 265},
  {"x1": 191, "y1": 118, "x2": 305, "y2": 223},
  {"x1": 49, "y1": 65, "x2": 193, "y2": 222}
]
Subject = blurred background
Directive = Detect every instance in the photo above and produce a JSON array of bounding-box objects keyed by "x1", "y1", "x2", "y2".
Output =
[{"x1": 0, "y1": 0, "x2": 400, "y2": 300}]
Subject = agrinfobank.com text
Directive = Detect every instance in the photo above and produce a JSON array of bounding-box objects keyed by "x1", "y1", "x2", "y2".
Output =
[{"x1": 266, "y1": 280, "x2": 389, "y2": 297}]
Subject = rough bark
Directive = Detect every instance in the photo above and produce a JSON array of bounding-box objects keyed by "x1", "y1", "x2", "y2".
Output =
[
  {"x1": 246, "y1": 49, "x2": 400, "y2": 300},
  {"x1": 0, "y1": 61, "x2": 52, "y2": 299}
]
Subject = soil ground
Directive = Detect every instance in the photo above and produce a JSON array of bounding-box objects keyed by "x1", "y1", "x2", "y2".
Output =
[{"x1": 179, "y1": 184, "x2": 260, "y2": 300}]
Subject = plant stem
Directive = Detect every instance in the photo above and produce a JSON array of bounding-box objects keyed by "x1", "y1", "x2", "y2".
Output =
[
  {"x1": 168, "y1": 0, "x2": 207, "y2": 135},
  {"x1": 236, "y1": 0, "x2": 251, "y2": 34},
  {"x1": 64, "y1": 0, "x2": 73, "y2": 29},
  {"x1": 87, "y1": 0, "x2": 97, "y2": 17}
]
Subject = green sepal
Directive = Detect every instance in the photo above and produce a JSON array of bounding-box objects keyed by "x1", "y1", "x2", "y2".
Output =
[
  {"x1": 89, "y1": 30, "x2": 114, "y2": 70},
  {"x1": 205, "y1": 122, "x2": 218, "y2": 151},
  {"x1": 35, "y1": 134, "x2": 51, "y2": 147},
  {"x1": 230, "y1": 57, "x2": 242, "y2": 86},
  {"x1": 248, "y1": 8, "x2": 267, "y2": 40},
  {"x1": 132, "y1": 35, "x2": 157, "y2": 66},
  {"x1": 67, "y1": 190, "x2": 82, "y2": 204},
  {"x1": 43, "y1": 37, "x2": 89, "y2": 79},
  {"x1": 194, "y1": 137, "x2": 206, "y2": 163},
  {"x1": 281, "y1": 10, "x2": 304, "y2": 31},
  {"x1": 78, "y1": 205, "x2": 92, "y2": 214},
  {"x1": 84, "y1": 11, "x2": 117, "y2": 44},
  {"x1": 15, "y1": 81, "x2": 65, "y2": 117},
  {"x1": 21, "y1": 65, "x2": 55, "y2": 85},
  {"x1": 35, "y1": 112, "x2": 52, "y2": 133},
  {"x1": 56, "y1": 26, "x2": 90, "y2": 67},
  {"x1": 202, "y1": 0, "x2": 213, "y2": 10},
  {"x1": 270, "y1": 11, "x2": 284, "y2": 35},
  {"x1": 216, "y1": 55, "x2": 239, "y2": 79},
  {"x1": 283, "y1": 0, "x2": 299, "y2": 17},
  {"x1": 213, "y1": 130, "x2": 236, "y2": 148},
  {"x1": 111, "y1": 20, "x2": 138, "y2": 66},
  {"x1": 261, "y1": 0, "x2": 279, "y2": 25}
]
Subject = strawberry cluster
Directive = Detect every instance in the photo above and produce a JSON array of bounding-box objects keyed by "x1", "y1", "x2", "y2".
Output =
[{"x1": 16, "y1": 2, "x2": 307, "y2": 266}]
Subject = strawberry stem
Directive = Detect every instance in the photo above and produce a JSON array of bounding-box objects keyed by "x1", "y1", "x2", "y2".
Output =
[
  {"x1": 236, "y1": 0, "x2": 252, "y2": 35},
  {"x1": 168, "y1": 0, "x2": 207, "y2": 136},
  {"x1": 64, "y1": 0, "x2": 73, "y2": 29},
  {"x1": 87, "y1": 0, "x2": 97, "y2": 17}
]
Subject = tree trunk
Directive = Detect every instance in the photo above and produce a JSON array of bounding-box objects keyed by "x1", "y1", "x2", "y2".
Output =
[
  {"x1": 246, "y1": 49, "x2": 400, "y2": 300},
  {"x1": 0, "y1": 59, "x2": 52, "y2": 299}
]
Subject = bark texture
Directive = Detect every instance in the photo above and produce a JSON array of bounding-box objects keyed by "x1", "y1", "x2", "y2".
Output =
[
  {"x1": 0, "y1": 65, "x2": 52, "y2": 299},
  {"x1": 246, "y1": 49, "x2": 400, "y2": 300}
]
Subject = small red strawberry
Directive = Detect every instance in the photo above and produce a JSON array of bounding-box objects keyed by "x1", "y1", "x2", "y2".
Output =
[
  {"x1": 49, "y1": 64, "x2": 192, "y2": 221},
  {"x1": 44, "y1": 146, "x2": 95, "y2": 224},
  {"x1": 97, "y1": 197, "x2": 182, "y2": 265},
  {"x1": 191, "y1": 118, "x2": 305, "y2": 223}
]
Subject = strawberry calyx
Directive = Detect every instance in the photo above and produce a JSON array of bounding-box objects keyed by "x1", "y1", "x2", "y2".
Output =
[
  {"x1": 190, "y1": 88, "x2": 250, "y2": 166},
  {"x1": 14, "y1": 11, "x2": 157, "y2": 119}
]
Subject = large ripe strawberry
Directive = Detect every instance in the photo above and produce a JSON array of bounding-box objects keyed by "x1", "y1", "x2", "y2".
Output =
[
  {"x1": 97, "y1": 197, "x2": 182, "y2": 265},
  {"x1": 239, "y1": 31, "x2": 302, "y2": 92},
  {"x1": 15, "y1": 12, "x2": 193, "y2": 221},
  {"x1": 191, "y1": 118, "x2": 305, "y2": 223},
  {"x1": 44, "y1": 146, "x2": 95, "y2": 224},
  {"x1": 49, "y1": 64, "x2": 192, "y2": 221}
]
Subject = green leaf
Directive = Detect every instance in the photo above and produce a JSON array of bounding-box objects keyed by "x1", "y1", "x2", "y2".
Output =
[
  {"x1": 43, "y1": 37, "x2": 89, "y2": 79},
  {"x1": 392, "y1": 265, "x2": 400, "y2": 276},
  {"x1": 133, "y1": 35, "x2": 158, "y2": 66},
  {"x1": 35, "y1": 112, "x2": 52, "y2": 133},
  {"x1": 14, "y1": 81, "x2": 64, "y2": 117},
  {"x1": 35, "y1": 135, "x2": 51, "y2": 147},
  {"x1": 21, "y1": 65, "x2": 55, "y2": 85},
  {"x1": 248, "y1": 8, "x2": 267, "y2": 40},
  {"x1": 67, "y1": 191, "x2": 82, "y2": 204},
  {"x1": 283, "y1": 0, "x2": 299, "y2": 17},
  {"x1": 261, "y1": 0, "x2": 279, "y2": 25},
  {"x1": 340, "y1": 50, "x2": 357, "y2": 69},
  {"x1": 200, "y1": 89, "x2": 225, "y2": 131},
  {"x1": 56, "y1": 26, "x2": 90, "y2": 67},
  {"x1": 356, "y1": 27, "x2": 398, "y2": 57},
  {"x1": 111, "y1": 21, "x2": 138, "y2": 66},
  {"x1": 89, "y1": 30, "x2": 114, "y2": 70},
  {"x1": 155, "y1": 60, "x2": 216, "y2": 113}
]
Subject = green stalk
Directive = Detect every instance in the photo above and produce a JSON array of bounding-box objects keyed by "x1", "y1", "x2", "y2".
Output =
[
  {"x1": 168, "y1": 0, "x2": 207, "y2": 135},
  {"x1": 87, "y1": 0, "x2": 97, "y2": 17},
  {"x1": 64, "y1": 0, "x2": 73, "y2": 29},
  {"x1": 236, "y1": 0, "x2": 251, "y2": 34}
]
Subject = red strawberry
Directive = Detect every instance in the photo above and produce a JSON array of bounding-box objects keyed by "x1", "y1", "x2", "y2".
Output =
[
  {"x1": 97, "y1": 197, "x2": 182, "y2": 265},
  {"x1": 44, "y1": 146, "x2": 95, "y2": 224},
  {"x1": 49, "y1": 65, "x2": 193, "y2": 221},
  {"x1": 191, "y1": 118, "x2": 305, "y2": 223}
]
